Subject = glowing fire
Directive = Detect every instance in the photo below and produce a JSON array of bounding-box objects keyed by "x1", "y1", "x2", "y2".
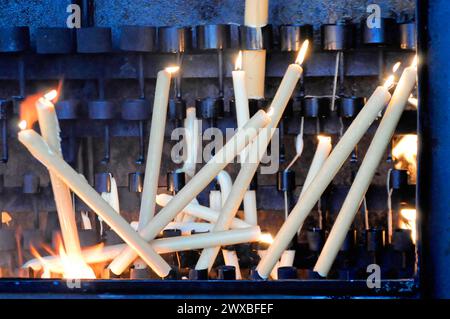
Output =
[
  {"x1": 383, "y1": 62, "x2": 401, "y2": 89},
  {"x1": 19, "y1": 87, "x2": 61, "y2": 129},
  {"x1": 235, "y1": 51, "x2": 243, "y2": 71},
  {"x1": 295, "y1": 40, "x2": 309, "y2": 65},
  {"x1": 317, "y1": 135, "x2": 331, "y2": 144},
  {"x1": 392, "y1": 134, "x2": 417, "y2": 183},
  {"x1": 399, "y1": 208, "x2": 417, "y2": 243},
  {"x1": 30, "y1": 234, "x2": 96, "y2": 279},
  {"x1": 260, "y1": 232, "x2": 274, "y2": 244},
  {"x1": 165, "y1": 66, "x2": 180, "y2": 74}
]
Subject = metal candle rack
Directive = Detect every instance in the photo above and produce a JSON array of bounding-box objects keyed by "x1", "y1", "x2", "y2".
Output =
[{"x1": 0, "y1": 11, "x2": 419, "y2": 297}]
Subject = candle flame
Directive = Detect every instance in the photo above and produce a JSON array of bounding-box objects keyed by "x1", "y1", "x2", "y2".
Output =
[
  {"x1": 317, "y1": 135, "x2": 331, "y2": 144},
  {"x1": 399, "y1": 208, "x2": 416, "y2": 243},
  {"x1": 18, "y1": 120, "x2": 27, "y2": 130},
  {"x1": 28, "y1": 233, "x2": 96, "y2": 279},
  {"x1": 393, "y1": 134, "x2": 417, "y2": 183},
  {"x1": 235, "y1": 51, "x2": 243, "y2": 71},
  {"x1": 392, "y1": 61, "x2": 401, "y2": 73},
  {"x1": 44, "y1": 89, "x2": 58, "y2": 101},
  {"x1": 165, "y1": 66, "x2": 180, "y2": 74},
  {"x1": 260, "y1": 232, "x2": 274, "y2": 244},
  {"x1": 295, "y1": 40, "x2": 309, "y2": 65},
  {"x1": 383, "y1": 74, "x2": 395, "y2": 89}
]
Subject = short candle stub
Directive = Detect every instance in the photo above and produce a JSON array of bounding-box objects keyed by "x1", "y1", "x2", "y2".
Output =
[
  {"x1": 392, "y1": 229, "x2": 413, "y2": 252},
  {"x1": 365, "y1": 228, "x2": 386, "y2": 252},
  {"x1": 277, "y1": 169, "x2": 296, "y2": 192}
]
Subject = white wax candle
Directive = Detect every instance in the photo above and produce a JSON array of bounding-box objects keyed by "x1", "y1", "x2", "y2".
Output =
[
  {"x1": 232, "y1": 51, "x2": 250, "y2": 129},
  {"x1": 164, "y1": 222, "x2": 213, "y2": 235},
  {"x1": 296, "y1": 135, "x2": 332, "y2": 234},
  {"x1": 138, "y1": 68, "x2": 176, "y2": 229},
  {"x1": 209, "y1": 190, "x2": 222, "y2": 212},
  {"x1": 195, "y1": 43, "x2": 308, "y2": 271},
  {"x1": 35, "y1": 95, "x2": 82, "y2": 258},
  {"x1": 182, "y1": 107, "x2": 200, "y2": 178},
  {"x1": 156, "y1": 194, "x2": 250, "y2": 228},
  {"x1": 217, "y1": 170, "x2": 233, "y2": 205},
  {"x1": 243, "y1": 50, "x2": 266, "y2": 99},
  {"x1": 256, "y1": 85, "x2": 392, "y2": 279},
  {"x1": 243, "y1": 190, "x2": 258, "y2": 225},
  {"x1": 25, "y1": 226, "x2": 261, "y2": 273},
  {"x1": 108, "y1": 109, "x2": 271, "y2": 275},
  {"x1": 314, "y1": 63, "x2": 417, "y2": 277},
  {"x1": 244, "y1": 0, "x2": 269, "y2": 27},
  {"x1": 232, "y1": 51, "x2": 258, "y2": 225},
  {"x1": 222, "y1": 249, "x2": 242, "y2": 279},
  {"x1": 300, "y1": 136, "x2": 332, "y2": 200},
  {"x1": 18, "y1": 129, "x2": 172, "y2": 277}
]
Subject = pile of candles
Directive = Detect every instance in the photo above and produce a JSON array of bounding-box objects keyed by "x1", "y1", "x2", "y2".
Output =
[{"x1": 13, "y1": 0, "x2": 418, "y2": 281}]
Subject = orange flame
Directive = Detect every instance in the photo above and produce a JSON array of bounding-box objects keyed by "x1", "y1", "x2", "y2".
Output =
[
  {"x1": 19, "y1": 84, "x2": 62, "y2": 129},
  {"x1": 393, "y1": 134, "x2": 417, "y2": 183},
  {"x1": 260, "y1": 232, "x2": 274, "y2": 244},
  {"x1": 29, "y1": 233, "x2": 96, "y2": 279},
  {"x1": 295, "y1": 40, "x2": 309, "y2": 65},
  {"x1": 399, "y1": 208, "x2": 417, "y2": 243},
  {"x1": 235, "y1": 51, "x2": 243, "y2": 71}
]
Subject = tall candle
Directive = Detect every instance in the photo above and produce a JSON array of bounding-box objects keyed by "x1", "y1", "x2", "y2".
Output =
[
  {"x1": 256, "y1": 84, "x2": 393, "y2": 279},
  {"x1": 195, "y1": 41, "x2": 310, "y2": 271},
  {"x1": 35, "y1": 93, "x2": 82, "y2": 258},
  {"x1": 108, "y1": 109, "x2": 271, "y2": 275},
  {"x1": 232, "y1": 51, "x2": 250, "y2": 128},
  {"x1": 25, "y1": 226, "x2": 261, "y2": 273},
  {"x1": 222, "y1": 248, "x2": 242, "y2": 279},
  {"x1": 138, "y1": 67, "x2": 178, "y2": 229},
  {"x1": 17, "y1": 128, "x2": 172, "y2": 277},
  {"x1": 300, "y1": 136, "x2": 332, "y2": 199},
  {"x1": 244, "y1": 0, "x2": 269, "y2": 27},
  {"x1": 232, "y1": 51, "x2": 258, "y2": 225},
  {"x1": 296, "y1": 135, "x2": 332, "y2": 235},
  {"x1": 314, "y1": 60, "x2": 417, "y2": 277},
  {"x1": 156, "y1": 194, "x2": 250, "y2": 228}
]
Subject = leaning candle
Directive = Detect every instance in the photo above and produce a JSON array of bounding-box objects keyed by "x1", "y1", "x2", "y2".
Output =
[
  {"x1": 195, "y1": 41, "x2": 310, "y2": 271},
  {"x1": 17, "y1": 127, "x2": 172, "y2": 277},
  {"x1": 35, "y1": 92, "x2": 82, "y2": 259},
  {"x1": 256, "y1": 73, "x2": 396, "y2": 279},
  {"x1": 139, "y1": 67, "x2": 178, "y2": 229},
  {"x1": 25, "y1": 226, "x2": 261, "y2": 272},
  {"x1": 314, "y1": 58, "x2": 417, "y2": 277},
  {"x1": 156, "y1": 194, "x2": 250, "y2": 229},
  {"x1": 299, "y1": 135, "x2": 332, "y2": 200},
  {"x1": 108, "y1": 109, "x2": 271, "y2": 275},
  {"x1": 296, "y1": 135, "x2": 332, "y2": 235}
]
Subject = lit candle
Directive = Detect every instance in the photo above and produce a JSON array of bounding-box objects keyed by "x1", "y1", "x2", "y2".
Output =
[
  {"x1": 35, "y1": 91, "x2": 82, "y2": 259},
  {"x1": 25, "y1": 226, "x2": 261, "y2": 273},
  {"x1": 156, "y1": 194, "x2": 250, "y2": 228},
  {"x1": 314, "y1": 58, "x2": 417, "y2": 277},
  {"x1": 17, "y1": 127, "x2": 172, "y2": 277},
  {"x1": 232, "y1": 51, "x2": 250, "y2": 128},
  {"x1": 108, "y1": 109, "x2": 271, "y2": 275},
  {"x1": 138, "y1": 67, "x2": 179, "y2": 229},
  {"x1": 256, "y1": 68, "x2": 396, "y2": 279},
  {"x1": 232, "y1": 51, "x2": 257, "y2": 225},
  {"x1": 195, "y1": 41, "x2": 310, "y2": 271}
]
